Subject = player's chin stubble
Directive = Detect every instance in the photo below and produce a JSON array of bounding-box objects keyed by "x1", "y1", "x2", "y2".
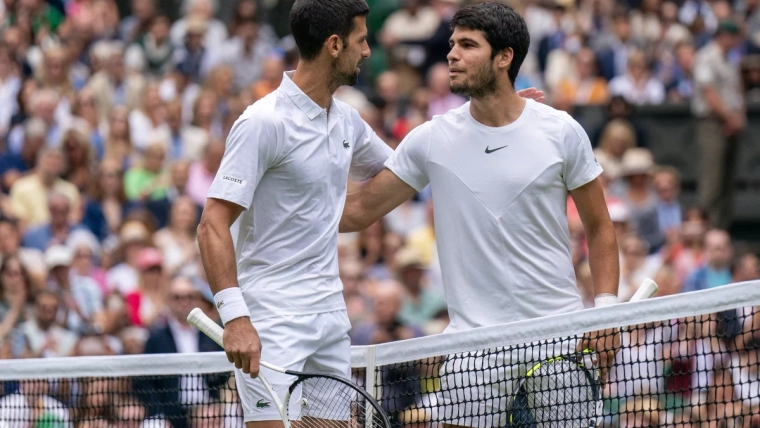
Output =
[
  {"x1": 329, "y1": 62, "x2": 360, "y2": 90},
  {"x1": 451, "y1": 65, "x2": 498, "y2": 99}
]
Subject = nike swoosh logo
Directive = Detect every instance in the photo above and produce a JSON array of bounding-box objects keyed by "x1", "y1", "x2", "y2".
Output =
[{"x1": 485, "y1": 145, "x2": 508, "y2": 154}]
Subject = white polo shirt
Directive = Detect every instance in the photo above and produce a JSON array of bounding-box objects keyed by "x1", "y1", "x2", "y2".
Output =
[
  {"x1": 386, "y1": 100, "x2": 602, "y2": 332},
  {"x1": 207, "y1": 71, "x2": 392, "y2": 321}
]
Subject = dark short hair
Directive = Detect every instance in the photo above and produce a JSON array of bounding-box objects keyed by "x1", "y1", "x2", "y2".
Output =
[
  {"x1": 289, "y1": 0, "x2": 369, "y2": 61},
  {"x1": 450, "y1": 1, "x2": 530, "y2": 85}
]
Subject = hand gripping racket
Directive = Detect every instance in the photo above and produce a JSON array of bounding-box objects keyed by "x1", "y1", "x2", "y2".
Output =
[
  {"x1": 187, "y1": 308, "x2": 392, "y2": 428},
  {"x1": 506, "y1": 278, "x2": 659, "y2": 427}
]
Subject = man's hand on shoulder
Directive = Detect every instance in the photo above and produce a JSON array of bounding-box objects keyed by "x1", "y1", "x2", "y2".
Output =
[
  {"x1": 516, "y1": 87, "x2": 545, "y2": 103},
  {"x1": 223, "y1": 317, "x2": 262, "y2": 378}
]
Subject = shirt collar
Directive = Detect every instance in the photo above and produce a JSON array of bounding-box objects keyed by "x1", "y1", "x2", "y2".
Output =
[{"x1": 278, "y1": 71, "x2": 328, "y2": 121}]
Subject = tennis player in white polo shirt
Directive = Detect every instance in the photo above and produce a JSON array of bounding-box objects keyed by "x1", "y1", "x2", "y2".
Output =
[
  {"x1": 198, "y1": 0, "x2": 544, "y2": 425},
  {"x1": 339, "y1": 3, "x2": 620, "y2": 427},
  {"x1": 196, "y1": 1, "x2": 390, "y2": 425}
]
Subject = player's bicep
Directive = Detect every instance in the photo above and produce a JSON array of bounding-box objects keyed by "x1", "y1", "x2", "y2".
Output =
[
  {"x1": 202, "y1": 197, "x2": 245, "y2": 229},
  {"x1": 569, "y1": 178, "x2": 611, "y2": 234}
]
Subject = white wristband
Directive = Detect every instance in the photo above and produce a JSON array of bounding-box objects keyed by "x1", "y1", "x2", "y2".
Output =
[
  {"x1": 594, "y1": 293, "x2": 618, "y2": 308},
  {"x1": 213, "y1": 287, "x2": 250, "y2": 326}
]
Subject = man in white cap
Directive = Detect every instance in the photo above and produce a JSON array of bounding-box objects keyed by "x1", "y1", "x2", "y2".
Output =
[{"x1": 45, "y1": 245, "x2": 103, "y2": 334}]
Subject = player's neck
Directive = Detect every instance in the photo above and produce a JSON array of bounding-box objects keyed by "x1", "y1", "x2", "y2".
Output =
[
  {"x1": 469, "y1": 89, "x2": 527, "y2": 128},
  {"x1": 291, "y1": 62, "x2": 334, "y2": 110}
]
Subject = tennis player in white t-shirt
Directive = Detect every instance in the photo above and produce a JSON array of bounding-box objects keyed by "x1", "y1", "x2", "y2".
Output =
[{"x1": 339, "y1": 2, "x2": 620, "y2": 426}]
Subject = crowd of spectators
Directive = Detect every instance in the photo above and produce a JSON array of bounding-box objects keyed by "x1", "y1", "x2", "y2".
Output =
[{"x1": 0, "y1": 0, "x2": 758, "y2": 426}]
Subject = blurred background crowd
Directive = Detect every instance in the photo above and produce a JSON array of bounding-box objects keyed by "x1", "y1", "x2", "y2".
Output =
[{"x1": 0, "y1": 0, "x2": 759, "y2": 425}]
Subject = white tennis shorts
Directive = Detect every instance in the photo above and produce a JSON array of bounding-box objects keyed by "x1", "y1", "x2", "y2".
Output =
[
  {"x1": 234, "y1": 310, "x2": 352, "y2": 422},
  {"x1": 437, "y1": 340, "x2": 578, "y2": 427}
]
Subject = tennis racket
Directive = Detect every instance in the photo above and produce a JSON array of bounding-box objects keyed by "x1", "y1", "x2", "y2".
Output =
[
  {"x1": 506, "y1": 278, "x2": 659, "y2": 427},
  {"x1": 187, "y1": 308, "x2": 392, "y2": 428}
]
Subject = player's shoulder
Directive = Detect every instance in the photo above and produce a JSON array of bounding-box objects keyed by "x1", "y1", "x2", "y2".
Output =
[
  {"x1": 230, "y1": 92, "x2": 289, "y2": 135},
  {"x1": 238, "y1": 92, "x2": 287, "y2": 124},
  {"x1": 429, "y1": 102, "x2": 471, "y2": 128},
  {"x1": 526, "y1": 100, "x2": 586, "y2": 138}
]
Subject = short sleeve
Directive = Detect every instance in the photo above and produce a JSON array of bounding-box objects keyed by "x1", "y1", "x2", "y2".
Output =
[
  {"x1": 349, "y1": 112, "x2": 393, "y2": 181},
  {"x1": 563, "y1": 120, "x2": 603, "y2": 191},
  {"x1": 384, "y1": 123, "x2": 432, "y2": 192},
  {"x1": 206, "y1": 114, "x2": 280, "y2": 210},
  {"x1": 693, "y1": 53, "x2": 716, "y2": 87}
]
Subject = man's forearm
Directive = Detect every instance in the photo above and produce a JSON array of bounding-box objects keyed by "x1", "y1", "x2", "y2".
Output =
[
  {"x1": 586, "y1": 225, "x2": 620, "y2": 299},
  {"x1": 703, "y1": 86, "x2": 733, "y2": 122},
  {"x1": 197, "y1": 219, "x2": 240, "y2": 295},
  {"x1": 339, "y1": 193, "x2": 372, "y2": 233}
]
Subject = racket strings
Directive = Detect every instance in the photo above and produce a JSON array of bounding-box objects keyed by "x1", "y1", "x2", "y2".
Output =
[
  {"x1": 293, "y1": 377, "x2": 387, "y2": 428},
  {"x1": 522, "y1": 359, "x2": 598, "y2": 426}
]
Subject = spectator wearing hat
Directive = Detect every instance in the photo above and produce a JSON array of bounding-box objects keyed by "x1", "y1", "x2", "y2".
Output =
[
  {"x1": 67, "y1": 229, "x2": 107, "y2": 294},
  {"x1": 124, "y1": 247, "x2": 167, "y2": 327},
  {"x1": 21, "y1": 191, "x2": 93, "y2": 252},
  {"x1": 45, "y1": 245, "x2": 103, "y2": 334},
  {"x1": 174, "y1": 16, "x2": 211, "y2": 84},
  {"x1": 612, "y1": 148, "x2": 665, "y2": 254},
  {"x1": 106, "y1": 220, "x2": 152, "y2": 296},
  {"x1": 394, "y1": 246, "x2": 446, "y2": 328},
  {"x1": 692, "y1": 19, "x2": 746, "y2": 230}
]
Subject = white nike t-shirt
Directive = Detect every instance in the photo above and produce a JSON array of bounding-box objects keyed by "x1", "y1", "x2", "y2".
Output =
[
  {"x1": 207, "y1": 72, "x2": 392, "y2": 321},
  {"x1": 385, "y1": 100, "x2": 603, "y2": 332}
]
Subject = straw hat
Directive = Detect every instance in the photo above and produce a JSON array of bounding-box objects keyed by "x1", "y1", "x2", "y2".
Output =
[
  {"x1": 620, "y1": 148, "x2": 655, "y2": 177},
  {"x1": 394, "y1": 246, "x2": 426, "y2": 276}
]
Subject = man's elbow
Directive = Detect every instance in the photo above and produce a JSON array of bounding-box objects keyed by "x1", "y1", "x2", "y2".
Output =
[
  {"x1": 197, "y1": 213, "x2": 216, "y2": 247},
  {"x1": 339, "y1": 213, "x2": 366, "y2": 233}
]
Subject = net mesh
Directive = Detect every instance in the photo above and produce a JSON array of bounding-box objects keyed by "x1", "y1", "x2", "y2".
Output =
[{"x1": 0, "y1": 282, "x2": 758, "y2": 428}]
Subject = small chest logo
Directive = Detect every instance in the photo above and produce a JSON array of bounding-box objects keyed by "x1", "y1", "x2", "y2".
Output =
[
  {"x1": 222, "y1": 175, "x2": 245, "y2": 185},
  {"x1": 256, "y1": 399, "x2": 271, "y2": 408},
  {"x1": 343, "y1": 140, "x2": 350, "y2": 149}
]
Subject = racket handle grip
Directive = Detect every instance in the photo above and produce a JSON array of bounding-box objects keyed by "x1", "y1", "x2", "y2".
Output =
[
  {"x1": 188, "y1": 308, "x2": 288, "y2": 374},
  {"x1": 188, "y1": 308, "x2": 224, "y2": 347},
  {"x1": 630, "y1": 278, "x2": 659, "y2": 302}
]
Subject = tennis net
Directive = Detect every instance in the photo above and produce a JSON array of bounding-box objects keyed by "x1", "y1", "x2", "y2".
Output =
[{"x1": 0, "y1": 280, "x2": 758, "y2": 427}]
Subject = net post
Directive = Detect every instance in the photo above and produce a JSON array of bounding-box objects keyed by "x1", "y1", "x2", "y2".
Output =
[
  {"x1": 364, "y1": 345, "x2": 377, "y2": 399},
  {"x1": 363, "y1": 345, "x2": 378, "y2": 424}
]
